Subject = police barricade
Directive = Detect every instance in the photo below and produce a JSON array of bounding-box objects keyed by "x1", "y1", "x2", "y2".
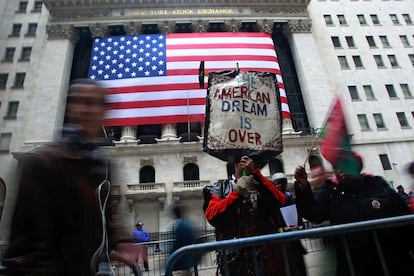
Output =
[{"x1": 165, "y1": 214, "x2": 414, "y2": 276}]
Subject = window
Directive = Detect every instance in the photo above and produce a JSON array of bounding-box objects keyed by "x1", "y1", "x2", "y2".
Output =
[
  {"x1": 32, "y1": 1, "x2": 42, "y2": 12},
  {"x1": 357, "y1": 14, "x2": 367, "y2": 25},
  {"x1": 352, "y1": 56, "x2": 364, "y2": 68},
  {"x1": 410, "y1": 54, "x2": 414, "y2": 66},
  {"x1": 4, "y1": 48, "x2": 15, "y2": 62},
  {"x1": 345, "y1": 36, "x2": 355, "y2": 48},
  {"x1": 13, "y1": 73, "x2": 25, "y2": 88},
  {"x1": 390, "y1": 14, "x2": 400, "y2": 25},
  {"x1": 363, "y1": 85, "x2": 376, "y2": 100},
  {"x1": 183, "y1": 163, "x2": 200, "y2": 181},
  {"x1": 0, "y1": 133, "x2": 12, "y2": 151},
  {"x1": 17, "y1": 1, "x2": 27, "y2": 12},
  {"x1": 400, "y1": 35, "x2": 411, "y2": 47},
  {"x1": 374, "y1": 55, "x2": 385, "y2": 67},
  {"x1": 396, "y1": 112, "x2": 410, "y2": 127},
  {"x1": 20, "y1": 47, "x2": 31, "y2": 61},
  {"x1": 338, "y1": 56, "x2": 350, "y2": 69},
  {"x1": 366, "y1": 36, "x2": 376, "y2": 47},
  {"x1": 337, "y1": 15, "x2": 347, "y2": 25},
  {"x1": 6, "y1": 101, "x2": 19, "y2": 119},
  {"x1": 400, "y1": 84, "x2": 412, "y2": 98},
  {"x1": 402, "y1": 14, "x2": 413, "y2": 25},
  {"x1": 388, "y1": 55, "x2": 399, "y2": 67},
  {"x1": 373, "y1": 113, "x2": 386, "y2": 129},
  {"x1": 10, "y1": 24, "x2": 22, "y2": 37},
  {"x1": 379, "y1": 154, "x2": 392, "y2": 170},
  {"x1": 139, "y1": 166, "x2": 155, "y2": 183},
  {"x1": 0, "y1": 74, "x2": 8, "y2": 89},
  {"x1": 370, "y1": 14, "x2": 380, "y2": 25},
  {"x1": 379, "y1": 36, "x2": 391, "y2": 48},
  {"x1": 27, "y1": 23, "x2": 37, "y2": 36},
  {"x1": 385, "y1": 84, "x2": 398, "y2": 98},
  {"x1": 357, "y1": 114, "x2": 370, "y2": 130},
  {"x1": 324, "y1": 15, "x2": 334, "y2": 26},
  {"x1": 348, "y1": 85, "x2": 360, "y2": 100},
  {"x1": 331, "y1": 36, "x2": 341, "y2": 48}
]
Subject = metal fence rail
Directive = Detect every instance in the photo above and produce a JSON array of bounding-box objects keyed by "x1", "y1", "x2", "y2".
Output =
[{"x1": 165, "y1": 214, "x2": 414, "y2": 276}]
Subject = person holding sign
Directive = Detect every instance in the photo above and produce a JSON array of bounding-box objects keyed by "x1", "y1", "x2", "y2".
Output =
[{"x1": 204, "y1": 155, "x2": 294, "y2": 275}]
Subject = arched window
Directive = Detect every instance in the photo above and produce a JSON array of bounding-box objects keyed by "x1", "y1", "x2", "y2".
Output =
[
  {"x1": 269, "y1": 158, "x2": 284, "y2": 175},
  {"x1": 140, "y1": 166, "x2": 155, "y2": 183},
  {"x1": 183, "y1": 163, "x2": 199, "y2": 181}
]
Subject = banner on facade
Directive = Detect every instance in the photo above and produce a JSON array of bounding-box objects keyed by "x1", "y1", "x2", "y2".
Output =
[{"x1": 203, "y1": 70, "x2": 283, "y2": 165}]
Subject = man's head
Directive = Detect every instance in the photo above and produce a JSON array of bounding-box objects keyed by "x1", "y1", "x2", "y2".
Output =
[
  {"x1": 135, "y1": 221, "x2": 144, "y2": 229},
  {"x1": 66, "y1": 79, "x2": 107, "y2": 141},
  {"x1": 271, "y1": 172, "x2": 288, "y2": 193},
  {"x1": 396, "y1": 185, "x2": 405, "y2": 193},
  {"x1": 332, "y1": 151, "x2": 364, "y2": 185}
]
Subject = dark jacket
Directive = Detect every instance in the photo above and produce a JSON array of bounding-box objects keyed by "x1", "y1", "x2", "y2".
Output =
[
  {"x1": 3, "y1": 141, "x2": 115, "y2": 276},
  {"x1": 204, "y1": 169, "x2": 289, "y2": 276},
  {"x1": 295, "y1": 174, "x2": 414, "y2": 276}
]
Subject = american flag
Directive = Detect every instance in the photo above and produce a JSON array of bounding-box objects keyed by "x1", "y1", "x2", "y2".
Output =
[{"x1": 88, "y1": 32, "x2": 291, "y2": 126}]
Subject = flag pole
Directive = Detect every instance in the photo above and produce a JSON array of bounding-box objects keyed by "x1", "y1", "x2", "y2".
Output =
[{"x1": 303, "y1": 130, "x2": 320, "y2": 167}]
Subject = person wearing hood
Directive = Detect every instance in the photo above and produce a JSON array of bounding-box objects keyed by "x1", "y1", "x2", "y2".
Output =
[{"x1": 294, "y1": 151, "x2": 414, "y2": 276}]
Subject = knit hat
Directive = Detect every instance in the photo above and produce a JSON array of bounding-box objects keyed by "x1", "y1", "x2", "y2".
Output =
[{"x1": 271, "y1": 172, "x2": 287, "y2": 182}]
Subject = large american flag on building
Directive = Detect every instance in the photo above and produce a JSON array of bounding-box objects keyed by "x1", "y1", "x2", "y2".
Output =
[{"x1": 88, "y1": 32, "x2": 291, "y2": 126}]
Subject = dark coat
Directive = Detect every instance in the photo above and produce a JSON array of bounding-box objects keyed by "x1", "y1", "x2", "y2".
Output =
[
  {"x1": 295, "y1": 174, "x2": 414, "y2": 276},
  {"x1": 3, "y1": 142, "x2": 114, "y2": 276}
]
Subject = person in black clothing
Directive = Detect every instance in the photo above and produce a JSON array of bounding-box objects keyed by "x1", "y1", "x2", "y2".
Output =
[{"x1": 294, "y1": 152, "x2": 414, "y2": 276}]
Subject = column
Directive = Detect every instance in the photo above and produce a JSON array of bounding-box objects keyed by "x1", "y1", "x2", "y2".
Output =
[
  {"x1": 284, "y1": 19, "x2": 331, "y2": 130},
  {"x1": 156, "y1": 123, "x2": 181, "y2": 144},
  {"x1": 155, "y1": 21, "x2": 181, "y2": 144},
  {"x1": 258, "y1": 19, "x2": 300, "y2": 135},
  {"x1": 225, "y1": 19, "x2": 241, "y2": 32},
  {"x1": 21, "y1": 24, "x2": 79, "y2": 149},
  {"x1": 119, "y1": 126, "x2": 139, "y2": 143}
]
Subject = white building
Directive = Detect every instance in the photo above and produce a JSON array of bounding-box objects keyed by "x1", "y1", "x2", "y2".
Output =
[{"x1": 0, "y1": 0, "x2": 413, "y2": 241}]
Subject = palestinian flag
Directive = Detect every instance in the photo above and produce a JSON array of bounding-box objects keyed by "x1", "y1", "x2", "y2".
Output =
[{"x1": 319, "y1": 96, "x2": 361, "y2": 176}]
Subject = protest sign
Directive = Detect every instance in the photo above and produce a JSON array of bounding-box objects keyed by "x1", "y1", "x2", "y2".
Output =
[{"x1": 203, "y1": 70, "x2": 283, "y2": 165}]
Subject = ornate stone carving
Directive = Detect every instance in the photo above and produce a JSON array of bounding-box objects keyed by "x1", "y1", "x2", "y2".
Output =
[
  {"x1": 257, "y1": 19, "x2": 274, "y2": 34},
  {"x1": 124, "y1": 21, "x2": 142, "y2": 35},
  {"x1": 140, "y1": 158, "x2": 154, "y2": 167},
  {"x1": 225, "y1": 19, "x2": 241, "y2": 32},
  {"x1": 284, "y1": 19, "x2": 312, "y2": 35},
  {"x1": 183, "y1": 156, "x2": 197, "y2": 164},
  {"x1": 158, "y1": 21, "x2": 176, "y2": 34},
  {"x1": 192, "y1": 19, "x2": 209, "y2": 32},
  {"x1": 89, "y1": 23, "x2": 108, "y2": 38},
  {"x1": 46, "y1": 24, "x2": 79, "y2": 43}
]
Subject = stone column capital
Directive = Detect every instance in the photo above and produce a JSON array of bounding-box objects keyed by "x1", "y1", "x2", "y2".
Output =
[
  {"x1": 284, "y1": 19, "x2": 312, "y2": 35},
  {"x1": 225, "y1": 19, "x2": 241, "y2": 32},
  {"x1": 257, "y1": 19, "x2": 274, "y2": 34},
  {"x1": 89, "y1": 23, "x2": 109, "y2": 38},
  {"x1": 158, "y1": 21, "x2": 176, "y2": 34},
  {"x1": 46, "y1": 24, "x2": 79, "y2": 43},
  {"x1": 192, "y1": 20, "x2": 209, "y2": 33},
  {"x1": 124, "y1": 21, "x2": 142, "y2": 35}
]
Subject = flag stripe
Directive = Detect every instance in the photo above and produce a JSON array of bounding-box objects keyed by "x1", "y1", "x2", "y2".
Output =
[{"x1": 89, "y1": 32, "x2": 290, "y2": 126}]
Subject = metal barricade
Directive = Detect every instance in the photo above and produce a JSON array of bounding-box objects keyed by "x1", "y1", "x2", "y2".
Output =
[{"x1": 165, "y1": 214, "x2": 414, "y2": 276}]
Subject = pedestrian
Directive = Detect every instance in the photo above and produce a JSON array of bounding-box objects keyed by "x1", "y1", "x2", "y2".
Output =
[
  {"x1": 132, "y1": 221, "x2": 150, "y2": 271},
  {"x1": 294, "y1": 151, "x2": 414, "y2": 275},
  {"x1": 396, "y1": 185, "x2": 411, "y2": 205},
  {"x1": 3, "y1": 79, "x2": 134, "y2": 275},
  {"x1": 272, "y1": 172, "x2": 307, "y2": 276},
  {"x1": 171, "y1": 203, "x2": 198, "y2": 276},
  {"x1": 204, "y1": 155, "x2": 294, "y2": 275}
]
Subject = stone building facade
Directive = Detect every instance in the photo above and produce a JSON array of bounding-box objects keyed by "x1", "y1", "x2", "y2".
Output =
[{"x1": 0, "y1": 0, "x2": 413, "y2": 240}]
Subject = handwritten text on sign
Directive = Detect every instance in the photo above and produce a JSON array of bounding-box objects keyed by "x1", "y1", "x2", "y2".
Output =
[{"x1": 207, "y1": 72, "x2": 281, "y2": 151}]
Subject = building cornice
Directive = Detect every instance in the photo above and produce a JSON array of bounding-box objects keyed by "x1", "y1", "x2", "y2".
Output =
[{"x1": 43, "y1": 1, "x2": 309, "y2": 23}]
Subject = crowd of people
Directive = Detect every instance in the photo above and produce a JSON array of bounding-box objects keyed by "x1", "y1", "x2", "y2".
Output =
[{"x1": 2, "y1": 78, "x2": 413, "y2": 275}]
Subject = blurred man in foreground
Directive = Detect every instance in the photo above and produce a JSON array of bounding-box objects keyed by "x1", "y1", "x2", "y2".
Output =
[{"x1": 3, "y1": 79, "x2": 133, "y2": 275}]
